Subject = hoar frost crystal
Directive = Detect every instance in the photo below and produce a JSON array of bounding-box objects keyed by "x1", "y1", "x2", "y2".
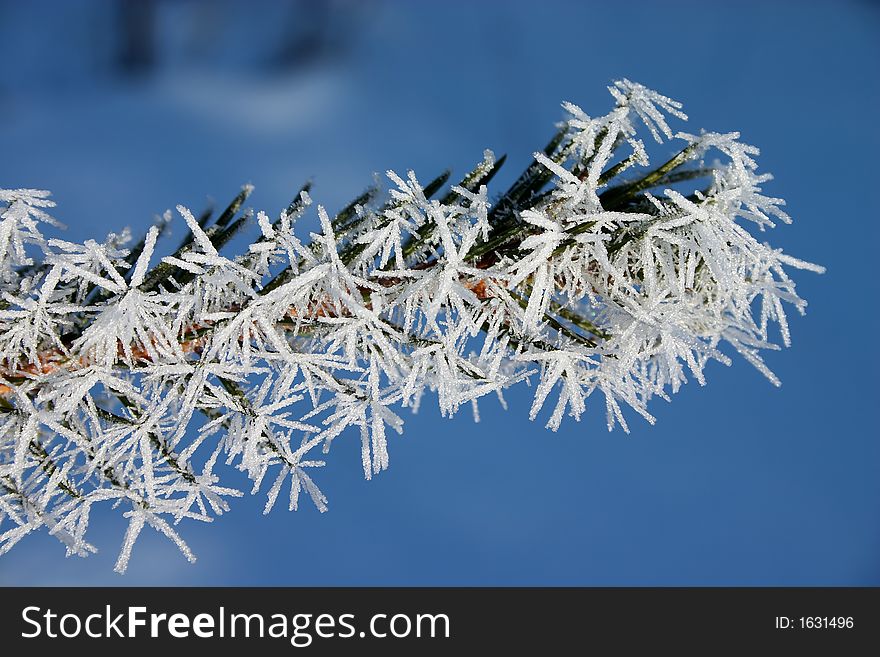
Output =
[{"x1": 0, "y1": 80, "x2": 823, "y2": 572}]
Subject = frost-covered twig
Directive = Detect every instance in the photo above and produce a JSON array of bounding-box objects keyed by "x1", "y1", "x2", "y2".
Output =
[{"x1": 0, "y1": 80, "x2": 823, "y2": 572}]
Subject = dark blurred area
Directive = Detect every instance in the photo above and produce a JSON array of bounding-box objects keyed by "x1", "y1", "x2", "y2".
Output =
[
  {"x1": 113, "y1": 0, "x2": 367, "y2": 77},
  {"x1": 0, "y1": 0, "x2": 371, "y2": 91}
]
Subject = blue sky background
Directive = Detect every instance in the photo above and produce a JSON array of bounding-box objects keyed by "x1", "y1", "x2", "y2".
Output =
[{"x1": 0, "y1": 0, "x2": 877, "y2": 585}]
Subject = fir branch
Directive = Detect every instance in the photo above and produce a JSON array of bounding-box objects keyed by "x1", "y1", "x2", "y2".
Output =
[{"x1": 0, "y1": 79, "x2": 823, "y2": 572}]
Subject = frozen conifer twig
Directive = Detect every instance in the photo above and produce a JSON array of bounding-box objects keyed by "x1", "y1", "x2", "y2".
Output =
[{"x1": 0, "y1": 80, "x2": 823, "y2": 572}]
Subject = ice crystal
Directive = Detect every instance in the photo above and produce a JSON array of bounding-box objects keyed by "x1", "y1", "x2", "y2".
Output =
[{"x1": 0, "y1": 81, "x2": 823, "y2": 572}]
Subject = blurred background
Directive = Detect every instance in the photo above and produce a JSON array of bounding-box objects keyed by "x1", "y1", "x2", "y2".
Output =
[{"x1": 0, "y1": 0, "x2": 877, "y2": 585}]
